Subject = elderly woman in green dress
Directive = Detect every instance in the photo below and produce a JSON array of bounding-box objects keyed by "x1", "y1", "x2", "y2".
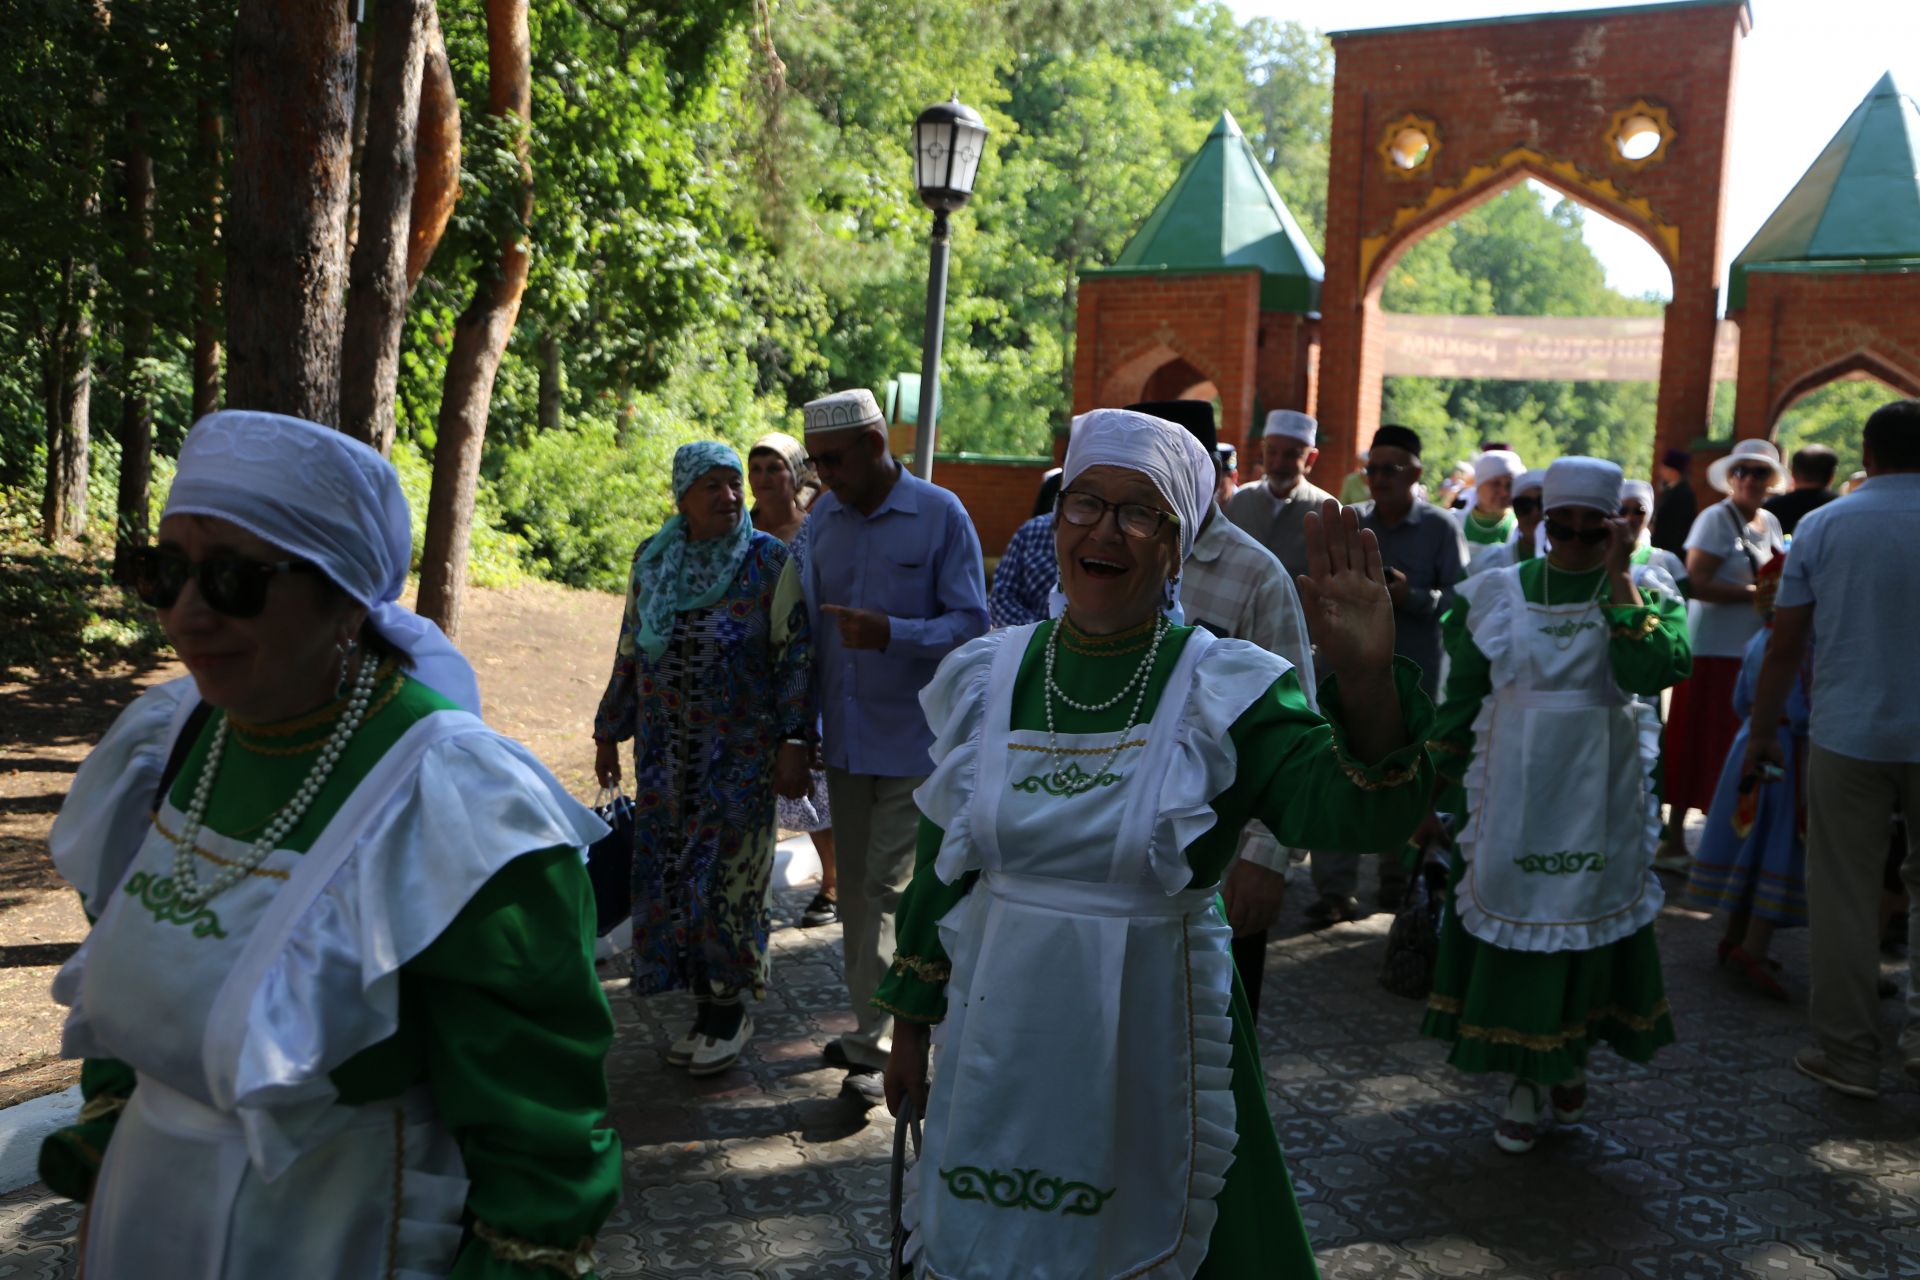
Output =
[
  {"x1": 874, "y1": 407, "x2": 1436, "y2": 1279},
  {"x1": 1419, "y1": 457, "x2": 1692, "y2": 1155},
  {"x1": 40, "y1": 411, "x2": 618, "y2": 1278}
]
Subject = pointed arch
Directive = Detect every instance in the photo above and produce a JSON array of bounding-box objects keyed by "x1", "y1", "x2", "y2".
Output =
[
  {"x1": 1771, "y1": 347, "x2": 1920, "y2": 429},
  {"x1": 1360, "y1": 152, "x2": 1679, "y2": 302}
]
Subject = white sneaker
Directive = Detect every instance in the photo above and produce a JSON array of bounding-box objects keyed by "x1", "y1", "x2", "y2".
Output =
[
  {"x1": 688, "y1": 1015, "x2": 753, "y2": 1077},
  {"x1": 665, "y1": 1027, "x2": 700, "y2": 1068}
]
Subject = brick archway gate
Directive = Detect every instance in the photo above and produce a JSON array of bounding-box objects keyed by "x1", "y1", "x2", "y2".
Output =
[{"x1": 1316, "y1": 0, "x2": 1751, "y2": 474}]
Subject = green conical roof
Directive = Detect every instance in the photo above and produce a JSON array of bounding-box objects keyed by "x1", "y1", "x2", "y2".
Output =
[
  {"x1": 1100, "y1": 110, "x2": 1324, "y2": 313},
  {"x1": 1729, "y1": 72, "x2": 1920, "y2": 310}
]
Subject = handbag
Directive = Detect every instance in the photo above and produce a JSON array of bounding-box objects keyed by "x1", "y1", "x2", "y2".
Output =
[
  {"x1": 890, "y1": 1093, "x2": 924, "y2": 1279},
  {"x1": 1379, "y1": 842, "x2": 1451, "y2": 1001},
  {"x1": 586, "y1": 786, "x2": 635, "y2": 938}
]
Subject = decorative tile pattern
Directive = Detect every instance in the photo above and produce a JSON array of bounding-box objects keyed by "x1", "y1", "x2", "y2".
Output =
[{"x1": 1, "y1": 888, "x2": 1915, "y2": 1277}]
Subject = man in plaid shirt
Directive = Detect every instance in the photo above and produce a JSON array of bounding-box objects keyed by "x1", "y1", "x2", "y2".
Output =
[{"x1": 1128, "y1": 400, "x2": 1314, "y2": 1020}]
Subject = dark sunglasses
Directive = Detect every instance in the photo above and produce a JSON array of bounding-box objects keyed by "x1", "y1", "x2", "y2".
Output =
[
  {"x1": 1056, "y1": 490, "x2": 1177, "y2": 540},
  {"x1": 1543, "y1": 517, "x2": 1610, "y2": 545},
  {"x1": 131, "y1": 546, "x2": 319, "y2": 618},
  {"x1": 1512, "y1": 495, "x2": 1541, "y2": 516},
  {"x1": 1364, "y1": 462, "x2": 1412, "y2": 478},
  {"x1": 1728, "y1": 464, "x2": 1774, "y2": 481},
  {"x1": 804, "y1": 437, "x2": 874, "y2": 471}
]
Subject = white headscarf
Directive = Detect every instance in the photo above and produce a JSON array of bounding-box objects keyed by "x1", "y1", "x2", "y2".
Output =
[
  {"x1": 1062, "y1": 408, "x2": 1213, "y2": 561},
  {"x1": 163, "y1": 410, "x2": 482, "y2": 713},
  {"x1": 1473, "y1": 449, "x2": 1526, "y2": 485}
]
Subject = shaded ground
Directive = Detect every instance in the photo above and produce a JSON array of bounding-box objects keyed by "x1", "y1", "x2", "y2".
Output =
[
  {"x1": 3, "y1": 570, "x2": 1916, "y2": 1276},
  {"x1": 3, "y1": 879, "x2": 1916, "y2": 1278},
  {"x1": 0, "y1": 577, "x2": 623, "y2": 1107}
]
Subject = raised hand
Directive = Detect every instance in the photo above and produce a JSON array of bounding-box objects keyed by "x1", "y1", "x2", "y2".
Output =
[{"x1": 1295, "y1": 500, "x2": 1397, "y2": 684}]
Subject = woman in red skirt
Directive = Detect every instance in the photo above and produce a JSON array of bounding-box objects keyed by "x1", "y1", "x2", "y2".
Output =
[{"x1": 1661, "y1": 439, "x2": 1785, "y2": 870}]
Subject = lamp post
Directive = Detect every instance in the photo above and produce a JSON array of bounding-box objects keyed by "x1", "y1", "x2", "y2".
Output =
[{"x1": 910, "y1": 95, "x2": 988, "y2": 479}]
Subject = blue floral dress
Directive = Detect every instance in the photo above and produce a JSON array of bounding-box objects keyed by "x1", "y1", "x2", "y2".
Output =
[{"x1": 595, "y1": 531, "x2": 813, "y2": 999}]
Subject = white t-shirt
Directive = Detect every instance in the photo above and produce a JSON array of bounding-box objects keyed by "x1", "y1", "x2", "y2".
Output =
[{"x1": 1682, "y1": 500, "x2": 1782, "y2": 658}]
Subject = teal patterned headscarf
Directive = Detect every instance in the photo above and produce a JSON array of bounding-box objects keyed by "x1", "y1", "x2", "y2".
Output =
[{"x1": 625, "y1": 442, "x2": 753, "y2": 661}]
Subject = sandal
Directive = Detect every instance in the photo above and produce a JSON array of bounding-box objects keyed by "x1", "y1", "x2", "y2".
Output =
[{"x1": 1727, "y1": 945, "x2": 1788, "y2": 1002}]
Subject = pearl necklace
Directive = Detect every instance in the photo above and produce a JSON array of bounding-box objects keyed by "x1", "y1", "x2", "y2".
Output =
[
  {"x1": 1042, "y1": 616, "x2": 1168, "y2": 794},
  {"x1": 169, "y1": 654, "x2": 381, "y2": 906}
]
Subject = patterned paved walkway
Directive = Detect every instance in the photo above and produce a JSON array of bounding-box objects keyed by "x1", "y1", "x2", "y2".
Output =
[{"x1": 3, "y1": 872, "x2": 1916, "y2": 1279}]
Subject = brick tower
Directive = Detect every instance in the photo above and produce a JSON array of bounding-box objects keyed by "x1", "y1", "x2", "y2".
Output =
[
  {"x1": 1070, "y1": 110, "x2": 1325, "y2": 455},
  {"x1": 1728, "y1": 73, "x2": 1920, "y2": 444}
]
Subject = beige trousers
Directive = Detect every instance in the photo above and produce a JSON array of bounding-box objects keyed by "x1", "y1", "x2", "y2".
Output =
[
  {"x1": 1805, "y1": 744, "x2": 1920, "y2": 1077},
  {"x1": 824, "y1": 768, "x2": 926, "y2": 1071}
]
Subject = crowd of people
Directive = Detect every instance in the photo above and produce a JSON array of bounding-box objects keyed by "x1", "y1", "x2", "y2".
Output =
[{"x1": 31, "y1": 390, "x2": 1920, "y2": 1277}]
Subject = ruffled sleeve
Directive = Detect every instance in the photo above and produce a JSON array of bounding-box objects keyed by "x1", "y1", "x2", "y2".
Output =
[
  {"x1": 205, "y1": 722, "x2": 608, "y2": 1180},
  {"x1": 47, "y1": 676, "x2": 198, "y2": 912},
  {"x1": 911, "y1": 626, "x2": 1025, "y2": 884}
]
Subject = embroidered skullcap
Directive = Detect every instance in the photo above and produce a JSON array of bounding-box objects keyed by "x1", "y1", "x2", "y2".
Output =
[
  {"x1": 1515, "y1": 468, "x2": 1547, "y2": 496},
  {"x1": 1063, "y1": 408, "x2": 1213, "y2": 561},
  {"x1": 1264, "y1": 410, "x2": 1317, "y2": 446},
  {"x1": 1126, "y1": 400, "x2": 1216, "y2": 455},
  {"x1": 802, "y1": 388, "x2": 885, "y2": 435},
  {"x1": 163, "y1": 411, "x2": 481, "y2": 713},
  {"x1": 672, "y1": 440, "x2": 742, "y2": 501},
  {"x1": 1543, "y1": 456, "x2": 1623, "y2": 515},
  {"x1": 1370, "y1": 424, "x2": 1422, "y2": 458},
  {"x1": 1619, "y1": 479, "x2": 1655, "y2": 510},
  {"x1": 1472, "y1": 449, "x2": 1526, "y2": 485}
]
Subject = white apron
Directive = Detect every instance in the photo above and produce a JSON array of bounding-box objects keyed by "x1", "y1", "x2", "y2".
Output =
[
  {"x1": 906, "y1": 629, "x2": 1239, "y2": 1280},
  {"x1": 55, "y1": 704, "x2": 475, "y2": 1279},
  {"x1": 1454, "y1": 568, "x2": 1664, "y2": 953}
]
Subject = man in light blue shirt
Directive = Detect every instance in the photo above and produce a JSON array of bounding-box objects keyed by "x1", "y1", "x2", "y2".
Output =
[
  {"x1": 799, "y1": 388, "x2": 988, "y2": 1103},
  {"x1": 1746, "y1": 398, "x2": 1920, "y2": 1100}
]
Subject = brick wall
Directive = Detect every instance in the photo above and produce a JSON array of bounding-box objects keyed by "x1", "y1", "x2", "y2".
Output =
[
  {"x1": 1071, "y1": 271, "x2": 1264, "y2": 447},
  {"x1": 1316, "y1": 1, "x2": 1749, "y2": 475},
  {"x1": 929, "y1": 457, "x2": 1055, "y2": 561},
  {"x1": 1731, "y1": 270, "x2": 1920, "y2": 441}
]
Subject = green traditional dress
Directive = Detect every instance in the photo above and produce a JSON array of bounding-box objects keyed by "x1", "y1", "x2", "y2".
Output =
[
  {"x1": 1458, "y1": 508, "x2": 1517, "y2": 568},
  {"x1": 874, "y1": 618, "x2": 1435, "y2": 1279},
  {"x1": 41, "y1": 668, "x2": 621, "y2": 1279},
  {"x1": 1421, "y1": 559, "x2": 1691, "y2": 1083}
]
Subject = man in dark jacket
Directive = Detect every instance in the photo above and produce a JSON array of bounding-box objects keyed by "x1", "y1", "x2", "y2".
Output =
[{"x1": 1650, "y1": 447, "x2": 1697, "y2": 553}]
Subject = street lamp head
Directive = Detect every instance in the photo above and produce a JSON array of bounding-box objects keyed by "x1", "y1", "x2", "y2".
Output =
[{"x1": 913, "y1": 94, "x2": 988, "y2": 212}]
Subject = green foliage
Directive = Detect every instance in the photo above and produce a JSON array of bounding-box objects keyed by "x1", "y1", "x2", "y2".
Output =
[
  {"x1": 1380, "y1": 186, "x2": 1666, "y2": 476},
  {"x1": 1774, "y1": 379, "x2": 1896, "y2": 480},
  {"x1": 0, "y1": 540, "x2": 167, "y2": 679}
]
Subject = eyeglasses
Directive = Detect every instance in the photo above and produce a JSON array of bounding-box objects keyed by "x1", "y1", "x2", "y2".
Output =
[
  {"x1": 130, "y1": 546, "x2": 319, "y2": 618},
  {"x1": 804, "y1": 442, "x2": 863, "y2": 471},
  {"x1": 1057, "y1": 490, "x2": 1178, "y2": 540},
  {"x1": 1543, "y1": 517, "x2": 1610, "y2": 545},
  {"x1": 1729, "y1": 464, "x2": 1774, "y2": 481},
  {"x1": 1512, "y1": 495, "x2": 1541, "y2": 516},
  {"x1": 1364, "y1": 462, "x2": 1412, "y2": 478}
]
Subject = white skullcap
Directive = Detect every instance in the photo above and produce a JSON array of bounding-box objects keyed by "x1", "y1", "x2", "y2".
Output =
[
  {"x1": 1263, "y1": 410, "x2": 1318, "y2": 446},
  {"x1": 1514, "y1": 468, "x2": 1548, "y2": 495},
  {"x1": 802, "y1": 388, "x2": 885, "y2": 434},
  {"x1": 1543, "y1": 456, "x2": 1624, "y2": 515},
  {"x1": 164, "y1": 411, "x2": 481, "y2": 713},
  {"x1": 1063, "y1": 408, "x2": 1212, "y2": 562},
  {"x1": 1473, "y1": 450, "x2": 1526, "y2": 485},
  {"x1": 1619, "y1": 479, "x2": 1655, "y2": 510}
]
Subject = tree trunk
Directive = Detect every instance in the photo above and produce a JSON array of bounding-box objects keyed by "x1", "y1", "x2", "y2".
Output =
[
  {"x1": 416, "y1": 0, "x2": 531, "y2": 642},
  {"x1": 41, "y1": 260, "x2": 94, "y2": 544},
  {"x1": 407, "y1": 6, "x2": 459, "y2": 290},
  {"x1": 224, "y1": 0, "x2": 356, "y2": 425},
  {"x1": 613, "y1": 381, "x2": 637, "y2": 448},
  {"x1": 536, "y1": 327, "x2": 563, "y2": 430},
  {"x1": 339, "y1": 0, "x2": 431, "y2": 455},
  {"x1": 114, "y1": 95, "x2": 156, "y2": 579},
  {"x1": 192, "y1": 92, "x2": 224, "y2": 421}
]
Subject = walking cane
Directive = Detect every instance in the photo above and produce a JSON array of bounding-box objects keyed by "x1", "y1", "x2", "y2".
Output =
[{"x1": 890, "y1": 1093, "x2": 924, "y2": 1279}]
